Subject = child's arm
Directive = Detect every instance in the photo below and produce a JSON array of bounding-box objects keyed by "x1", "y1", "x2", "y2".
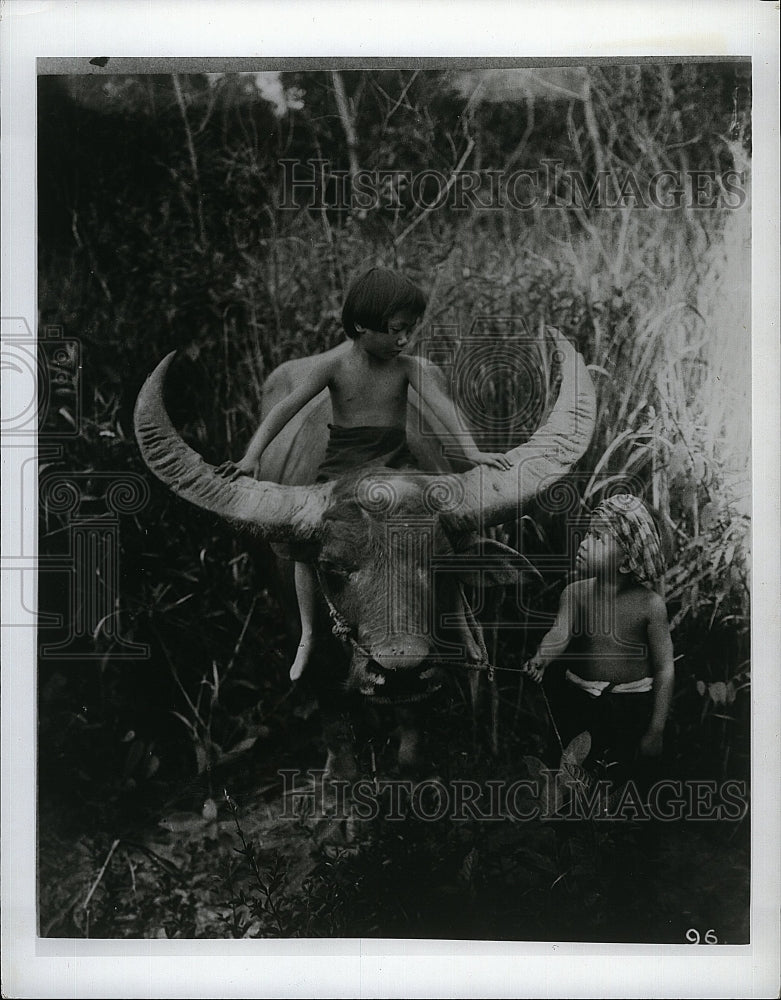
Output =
[
  {"x1": 639, "y1": 593, "x2": 675, "y2": 757},
  {"x1": 521, "y1": 583, "x2": 578, "y2": 683},
  {"x1": 216, "y1": 357, "x2": 333, "y2": 479},
  {"x1": 406, "y1": 357, "x2": 511, "y2": 470}
]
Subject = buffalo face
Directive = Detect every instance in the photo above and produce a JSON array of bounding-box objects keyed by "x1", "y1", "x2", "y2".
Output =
[{"x1": 310, "y1": 473, "x2": 487, "y2": 701}]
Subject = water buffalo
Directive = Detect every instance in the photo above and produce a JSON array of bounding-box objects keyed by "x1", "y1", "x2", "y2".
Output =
[{"x1": 134, "y1": 332, "x2": 596, "y2": 777}]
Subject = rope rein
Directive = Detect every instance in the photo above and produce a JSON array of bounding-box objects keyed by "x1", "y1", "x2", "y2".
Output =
[
  {"x1": 313, "y1": 567, "x2": 563, "y2": 749},
  {"x1": 314, "y1": 567, "x2": 502, "y2": 678},
  {"x1": 314, "y1": 567, "x2": 374, "y2": 662},
  {"x1": 457, "y1": 582, "x2": 494, "y2": 682}
]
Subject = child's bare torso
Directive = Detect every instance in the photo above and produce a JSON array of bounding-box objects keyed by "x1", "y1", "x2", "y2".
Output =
[
  {"x1": 325, "y1": 342, "x2": 411, "y2": 428},
  {"x1": 567, "y1": 578, "x2": 655, "y2": 682}
]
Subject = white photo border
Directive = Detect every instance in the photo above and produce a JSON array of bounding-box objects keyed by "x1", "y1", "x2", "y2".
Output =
[{"x1": 2, "y1": 1, "x2": 779, "y2": 997}]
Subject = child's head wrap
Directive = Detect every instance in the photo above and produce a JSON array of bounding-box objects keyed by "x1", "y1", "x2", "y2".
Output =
[{"x1": 590, "y1": 493, "x2": 665, "y2": 585}]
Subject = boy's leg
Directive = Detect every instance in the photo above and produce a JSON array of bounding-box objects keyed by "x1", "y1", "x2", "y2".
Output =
[
  {"x1": 548, "y1": 672, "x2": 595, "y2": 761},
  {"x1": 602, "y1": 694, "x2": 665, "y2": 872},
  {"x1": 290, "y1": 561, "x2": 316, "y2": 681},
  {"x1": 602, "y1": 693, "x2": 655, "y2": 787}
]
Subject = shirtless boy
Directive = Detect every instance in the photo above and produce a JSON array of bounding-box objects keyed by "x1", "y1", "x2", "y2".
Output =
[
  {"x1": 522, "y1": 494, "x2": 675, "y2": 776},
  {"x1": 217, "y1": 267, "x2": 510, "y2": 680}
]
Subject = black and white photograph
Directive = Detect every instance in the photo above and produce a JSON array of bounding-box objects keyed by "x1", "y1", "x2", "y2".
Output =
[{"x1": 2, "y1": 2, "x2": 779, "y2": 997}]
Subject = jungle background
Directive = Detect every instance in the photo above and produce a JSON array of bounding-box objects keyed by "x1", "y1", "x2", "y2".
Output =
[{"x1": 37, "y1": 64, "x2": 751, "y2": 942}]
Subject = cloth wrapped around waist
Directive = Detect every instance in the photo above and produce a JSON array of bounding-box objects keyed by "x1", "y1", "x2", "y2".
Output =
[
  {"x1": 565, "y1": 668, "x2": 653, "y2": 698},
  {"x1": 315, "y1": 423, "x2": 418, "y2": 482}
]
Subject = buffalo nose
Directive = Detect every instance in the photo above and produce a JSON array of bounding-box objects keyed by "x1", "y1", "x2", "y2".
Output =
[{"x1": 371, "y1": 634, "x2": 430, "y2": 671}]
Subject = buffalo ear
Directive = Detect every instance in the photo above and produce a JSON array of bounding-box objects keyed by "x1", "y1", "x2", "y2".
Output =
[
  {"x1": 270, "y1": 540, "x2": 320, "y2": 563},
  {"x1": 451, "y1": 537, "x2": 542, "y2": 588}
]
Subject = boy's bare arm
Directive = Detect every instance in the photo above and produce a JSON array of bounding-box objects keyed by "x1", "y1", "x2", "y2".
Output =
[
  {"x1": 217, "y1": 356, "x2": 334, "y2": 479},
  {"x1": 640, "y1": 593, "x2": 675, "y2": 757},
  {"x1": 406, "y1": 358, "x2": 511, "y2": 470},
  {"x1": 521, "y1": 584, "x2": 578, "y2": 682}
]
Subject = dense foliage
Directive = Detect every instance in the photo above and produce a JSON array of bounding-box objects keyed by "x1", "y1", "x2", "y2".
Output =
[{"x1": 37, "y1": 65, "x2": 750, "y2": 938}]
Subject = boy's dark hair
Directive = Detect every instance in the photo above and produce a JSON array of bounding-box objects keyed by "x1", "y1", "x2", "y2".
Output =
[{"x1": 341, "y1": 267, "x2": 427, "y2": 339}]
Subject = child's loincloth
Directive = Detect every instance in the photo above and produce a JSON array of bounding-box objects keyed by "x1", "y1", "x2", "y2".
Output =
[
  {"x1": 564, "y1": 668, "x2": 652, "y2": 698},
  {"x1": 315, "y1": 423, "x2": 418, "y2": 483},
  {"x1": 272, "y1": 425, "x2": 421, "y2": 562},
  {"x1": 547, "y1": 668, "x2": 655, "y2": 784}
]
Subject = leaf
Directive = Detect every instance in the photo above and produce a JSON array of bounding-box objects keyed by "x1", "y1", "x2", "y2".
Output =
[
  {"x1": 159, "y1": 594, "x2": 195, "y2": 612},
  {"x1": 216, "y1": 736, "x2": 258, "y2": 764},
  {"x1": 708, "y1": 594, "x2": 725, "y2": 629},
  {"x1": 202, "y1": 798, "x2": 218, "y2": 821},
  {"x1": 211, "y1": 661, "x2": 220, "y2": 706},
  {"x1": 159, "y1": 812, "x2": 205, "y2": 834},
  {"x1": 729, "y1": 564, "x2": 744, "y2": 589},
  {"x1": 194, "y1": 744, "x2": 208, "y2": 775},
  {"x1": 561, "y1": 731, "x2": 591, "y2": 767},
  {"x1": 58, "y1": 407, "x2": 77, "y2": 428},
  {"x1": 699, "y1": 502, "x2": 717, "y2": 530},
  {"x1": 521, "y1": 755, "x2": 546, "y2": 781},
  {"x1": 668, "y1": 441, "x2": 690, "y2": 481},
  {"x1": 228, "y1": 679, "x2": 260, "y2": 691},
  {"x1": 696, "y1": 680, "x2": 706, "y2": 696},
  {"x1": 708, "y1": 681, "x2": 727, "y2": 706},
  {"x1": 681, "y1": 480, "x2": 697, "y2": 510},
  {"x1": 171, "y1": 711, "x2": 197, "y2": 737},
  {"x1": 559, "y1": 760, "x2": 592, "y2": 790},
  {"x1": 584, "y1": 429, "x2": 657, "y2": 497}
]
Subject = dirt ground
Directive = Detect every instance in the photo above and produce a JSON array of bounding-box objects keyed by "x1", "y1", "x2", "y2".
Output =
[{"x1": 39, "y1": 736, "x2": 750, "y2": 943}]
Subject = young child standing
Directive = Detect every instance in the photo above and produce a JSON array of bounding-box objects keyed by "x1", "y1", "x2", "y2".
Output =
[
  {"x1": 522, "y1": 494, "x2": 674, "y2": 781},
  {"x1": 217, "y1": 267, "x2": 510, "y2": 681}
]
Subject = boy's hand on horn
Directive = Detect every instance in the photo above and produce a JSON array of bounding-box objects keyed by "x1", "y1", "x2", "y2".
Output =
[
  {"x1": 215, "y1": 455, "x2": 257, "y2": 481},
  {"x1": 468, "y1": 450, "x2": 513, "y2": 471}
]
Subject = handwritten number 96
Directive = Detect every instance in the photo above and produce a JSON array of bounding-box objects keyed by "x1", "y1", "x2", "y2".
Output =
[{"x1": 686, "y1": 928, "x2": 718, "y2": 944}]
